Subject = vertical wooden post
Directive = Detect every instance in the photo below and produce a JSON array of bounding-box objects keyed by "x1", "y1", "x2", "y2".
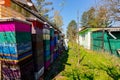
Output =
[{"x1": 102, "y1": 28, "x2": 105, "y2": 52}]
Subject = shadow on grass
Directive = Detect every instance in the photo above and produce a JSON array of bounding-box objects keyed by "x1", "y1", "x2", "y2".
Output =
[{"x1": 44, "y1": 49, "x2": 70, "y2": 80}]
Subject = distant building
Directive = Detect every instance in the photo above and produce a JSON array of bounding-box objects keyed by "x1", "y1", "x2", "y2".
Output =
[
  {"x1": 79, "y1": 27, "x2": 120, "y2": 56},
  {"x1": 79, "y1": 27, "x2": 92, "y2": 49}
]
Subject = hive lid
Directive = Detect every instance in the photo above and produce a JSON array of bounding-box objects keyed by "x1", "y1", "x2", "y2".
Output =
[
  {"x1": 0, "y1": 17, "x2": 32, "y2": 25},
  {"x1": 26, "y1": 18, "x2": 44, "y2": 23}
]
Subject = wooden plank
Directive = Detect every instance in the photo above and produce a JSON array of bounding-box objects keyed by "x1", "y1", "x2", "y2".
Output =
[{"x1": 0, "y1": 5, "x2": 26, "y2": 19}]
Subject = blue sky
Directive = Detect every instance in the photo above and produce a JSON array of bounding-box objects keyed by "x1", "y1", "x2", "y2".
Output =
[{"x1": 32, "y1": 0, "x2": 98, "y2": 34}]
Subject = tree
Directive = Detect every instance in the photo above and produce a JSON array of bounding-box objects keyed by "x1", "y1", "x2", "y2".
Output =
[
  {"x1": 96, "y1": 6, "x2": 110, "y2": 27},
  {"x1": 67, "y1": 20, "x2": 77, "y2": 42},
  {"x1": 81, "y1": 7, "x2": 96, "y2": 27},
  {"x1": 35, "y1": 0, "x2": 53, "y2": 18},
  {"x1": 87, "y1": 7, "x2": 96, "y2": 27},
  {"x1": 81, "y1": 11, "x2": 89, "y2": 27},
  {"x1": 81, "y1": 6, "x2": 110, "y2": 28},
  {"x1": 101, "y1": 0, "x2": 120, "y2": 24},
  {"x1": 53, "y1": 10, "x2": 63, "y2": 30}
]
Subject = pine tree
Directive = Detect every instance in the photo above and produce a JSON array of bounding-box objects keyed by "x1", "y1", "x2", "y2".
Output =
[{"x1": 67, "y1": 20, "x2": 77, "y2": 42}]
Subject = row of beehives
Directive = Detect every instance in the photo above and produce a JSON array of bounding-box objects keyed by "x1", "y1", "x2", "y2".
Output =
[{"x1": 0, "y1": 18, "x2": 65, "y2": 80}]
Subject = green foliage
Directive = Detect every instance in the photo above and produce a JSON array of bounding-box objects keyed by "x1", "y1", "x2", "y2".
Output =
[
  {"x1": 81, "y1": 6, "x2": 110, "y2": 28},
  {"x1": 67, "y1": 20, "x2": 77, "y2": 42},
  {"x1": 53, "y1": 10, "x2": 63, "y2": 30},
  {"x1": 35, "y1": 0, "x2": 53, "y2": 18},
  {"x1": 81, "y1": 11, "x2": 89, "y2": 27},
  {"x1": 56, "y1": 42, "x2": 120, "y2": 80},
  {"x1": 102, "y1": 0, "x2": 120, "y2": 22},
  {"x1": 96, "y1": 6, "x2": 110, "y2": 27},
  {"x1": 81, "y1": 7, "x2": 96, "y2": 27}
]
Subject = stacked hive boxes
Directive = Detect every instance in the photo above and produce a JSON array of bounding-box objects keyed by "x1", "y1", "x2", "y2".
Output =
[
  {"x1": 27, "y1": 18, "x2": 44, "y2": 80},
  {"x1": 50, "y1": 28, "x2": 55, "y2": 63},
  {"x1": 58, "y1": 33, "x2": 62, "y2": 54},
  {"x1": 0, "y1": 18, "x2": 34, "y2": 80},
  {"x1": 53, "y1": 31, "x2": 59, "y2": 60},
  {"x1": 59, "y1": 33, "x2": 65, "y2": 53},
  {"x1": 43, "y1": 24, "x2": 50, "y2": 69}
]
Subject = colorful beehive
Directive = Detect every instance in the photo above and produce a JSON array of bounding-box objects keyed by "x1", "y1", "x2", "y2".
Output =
[
  {"x1": 27, "y1": 18, "x2": 44, "y2": 79},
  {"x1": 2, "y1": 56, "x2": 34, "y2": 80},
  {"x1": 53, "y1": 30, "x2": 59, "y2": 60},
  {"x1": 0, "y1": 18, "x2": 34, "y2": 79},
  {"x1": 43, "y1": 24, "x2": 50, "y2": 69},
  {"x1": 50, "y1": 28, "x2": 55, "y2": 63},
  {"x1": 58, "y1": 33, "x2": 64, "y2": 54}
]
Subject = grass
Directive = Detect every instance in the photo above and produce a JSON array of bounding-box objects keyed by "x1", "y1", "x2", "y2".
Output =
[{"x1": 53, "y1": 42, "x2": 120, "y2": 80}]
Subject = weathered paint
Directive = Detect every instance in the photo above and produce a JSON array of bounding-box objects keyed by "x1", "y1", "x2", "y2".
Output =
[
  {"x1": 79, "y1": 28, "x2": 91, "y2": 49},
  {"x1": 92, "y1": 30, "x2": 120, "y2": 56}
]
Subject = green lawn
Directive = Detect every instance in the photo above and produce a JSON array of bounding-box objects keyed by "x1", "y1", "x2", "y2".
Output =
[{"x1": 46, "y1": 42, "x2": 120, "y2": 80}]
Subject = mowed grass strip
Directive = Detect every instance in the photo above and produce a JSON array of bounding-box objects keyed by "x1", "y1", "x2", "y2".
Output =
[{"x1": 54, "y1": 42, "x2": 120, "y2": 80}]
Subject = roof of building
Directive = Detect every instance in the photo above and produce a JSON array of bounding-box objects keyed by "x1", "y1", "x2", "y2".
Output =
[
  {"x1": 13, "y1": 0, "x2": 37, "y2": 11},
  {"x1": 11, "y1": 0, "x2": 61, "y2": 32},
  {"x1": 79, "y1": 27, "x2": 120, "y2": 34},
  {"x1": 0, "y1": 17, "x2": 32, "y2": 25}
]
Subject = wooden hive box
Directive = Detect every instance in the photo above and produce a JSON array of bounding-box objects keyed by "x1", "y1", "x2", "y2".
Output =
[
  {"x1": 27, "y1": 18, "x2": 45, "y2": 80},
  {"x1": 0, "y1": 18, "x2": 32, "y2": 61},
  {"x1": 0, "y1": 18, "x2": 34, "y2": 80}
]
